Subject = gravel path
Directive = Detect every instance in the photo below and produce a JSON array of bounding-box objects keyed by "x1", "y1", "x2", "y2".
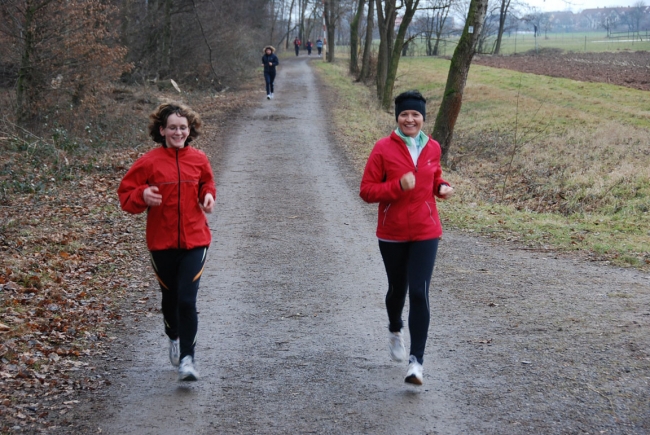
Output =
[{"x1": 81, "y1": 57, "x2": 650, "y2": 435}]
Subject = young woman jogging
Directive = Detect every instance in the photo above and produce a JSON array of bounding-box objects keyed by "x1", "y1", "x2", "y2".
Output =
[
  {"x1": 262, "y1": 45, "x2": 279, "y2": 100},
  {"x1": 360, "y1": 90, "x2": 454, "y2": 385},
  {"x1": 118, "y1": 102, "x2": 216, "y2": 381}
]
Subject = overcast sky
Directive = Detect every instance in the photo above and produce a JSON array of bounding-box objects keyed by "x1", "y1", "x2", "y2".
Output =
[{"x1": 524, "y1": 0, "x2": 640, "y2": 12}]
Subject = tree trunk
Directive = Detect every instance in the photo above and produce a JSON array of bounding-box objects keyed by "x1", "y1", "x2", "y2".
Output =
[
  {"x1": 16, "y1": 2, "x2": 37, "y2": 123},
  {"x1": 432, "y1": 37, "x2": 440, "y2": 55},
  {"x1": 285, "y1": 0, "x2": 296, "y2": 50},
  {"x1": 380, "y1": 0, "x2": 419, "y2": 110},
  {"x1": 358, "y1": 0, "x2": 374, "y2": 82},
  {"x1": 268, "y1": 0, "x2": 277, "y2": 44},
  {"x1": 433, "y1": 3, "x2": 451, "y2": 56},
  {"x1": 431, "y1": 0, "x2": 488, "y2": 166},
  {"x1": 300, "y1": 0, "x2": 307, "y2": 42},
  {"x1": 375, "y1": 0, "x2": 397, "y2": 100},
  {"x1": 493, "y1": 0, "x2": 510, "y2": 55},
  {"x1": 161, "y1": 0, "x2": 173, "y2": 76},
  {"x1": 324, "y1": 0, "x2": 339, "y2": 62},
  {"x1": 349, "y1": 0, "x2": 365, "y2": 75}
]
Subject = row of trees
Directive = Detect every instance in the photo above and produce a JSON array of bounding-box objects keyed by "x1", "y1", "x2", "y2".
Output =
[
  {"x1": 1, "y1": 0, "x2": 493, "y2": 163},
  {"x1": 316, "y1": 0, "x2": 488, "y2": 163},
  {"x1": 0, "y1": 0, "x2": 267, "y2": 125}
]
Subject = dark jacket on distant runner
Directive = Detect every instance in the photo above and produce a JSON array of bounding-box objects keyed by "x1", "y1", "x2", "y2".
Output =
[{"x1": 262, "y1": 53, "x2": 279, "y2": 73}]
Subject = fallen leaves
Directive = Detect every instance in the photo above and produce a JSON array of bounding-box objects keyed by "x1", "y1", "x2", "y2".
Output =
[
  {"x1": 0, "y1": 83, "x2": 259, "y2": 433},
  {"x1": 0, "y1": 148, "x2": 151, "y2": 432}
]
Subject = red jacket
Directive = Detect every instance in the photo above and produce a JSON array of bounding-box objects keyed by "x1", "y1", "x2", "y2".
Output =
[
  {"x1": 360, "y1": 132, "x2": 448, "y2": 241},
  {"x1": 118, "y1": 145, "x2": 216, "y2": 251}
]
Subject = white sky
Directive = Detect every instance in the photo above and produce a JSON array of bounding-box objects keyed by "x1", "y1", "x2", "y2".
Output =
[{"x1": 524, "y1": 0, "x2": 640, "y2": 13}]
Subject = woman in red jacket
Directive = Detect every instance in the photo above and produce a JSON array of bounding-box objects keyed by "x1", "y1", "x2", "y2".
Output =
[
  {"x1": 360, "y1": 90, "x2": 453, "y2": 385},
  {"x1": 118, "y1": 102, "x2": 216, "y2": 381}
]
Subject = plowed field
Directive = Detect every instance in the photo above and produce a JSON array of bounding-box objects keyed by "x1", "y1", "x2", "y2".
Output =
[{"x1": 473, "y1": 49, "x2": 650, "y2": 91}]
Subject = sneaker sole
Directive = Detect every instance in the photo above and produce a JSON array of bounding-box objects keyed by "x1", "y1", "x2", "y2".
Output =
[
  {"x1": 179, "y1": 373, "x2": 198, "y2": 381},
  {"x1": 404, "y1": 374, "x2": 423, "y2": 385}
]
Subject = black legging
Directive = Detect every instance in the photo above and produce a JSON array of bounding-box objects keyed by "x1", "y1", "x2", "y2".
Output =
[
  {"x1": 379, "y1": 238, "x2": 439, "y2": 365},
  {"x1": 150, "y1": 247, "x2": 208, "y2": 360},
  {"x1": 264, "y1": 71, "x2": 276, "y2": 95}
]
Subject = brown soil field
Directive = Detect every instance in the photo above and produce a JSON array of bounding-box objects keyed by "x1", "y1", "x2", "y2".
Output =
[{"x1": 473, "y1": 49, "x2": 650, "y2": 91}]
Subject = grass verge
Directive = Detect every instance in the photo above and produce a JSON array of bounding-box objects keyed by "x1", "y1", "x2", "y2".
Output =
[{"x1": 314, "y1": 57, "x2": 649, "y2": 271}]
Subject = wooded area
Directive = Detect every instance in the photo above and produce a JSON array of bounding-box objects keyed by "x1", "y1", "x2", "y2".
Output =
[{"x1": 0, "y1": 0, "x2": 554, "y2": 171}]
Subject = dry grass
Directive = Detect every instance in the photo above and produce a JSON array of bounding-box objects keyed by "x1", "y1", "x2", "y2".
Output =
[{"x1": 314, "y1": 57, "x2": 650, "y2": 270}]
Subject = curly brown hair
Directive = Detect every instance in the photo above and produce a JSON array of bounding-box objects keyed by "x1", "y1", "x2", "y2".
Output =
[{"x1": 148, "y1": 102, "x2": 202, "y2": 147}]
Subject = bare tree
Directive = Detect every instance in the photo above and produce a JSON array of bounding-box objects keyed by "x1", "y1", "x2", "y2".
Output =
[
  {"x1": 350, "y1": 0, "x2": 365, "y2": 74},
  {"x1": 324, "y1": 0, "x2": 342, "y2": 61},
  {"x1": 493, "y1": 0, "x2": 513, "y2": 54},
  {"x1": 285, "y1": 0, "x2": 297, "y2": 49},
  {"x1": 375, "y1": 0, "x2": 421, "y2": 109},
  {"x1": 476, "y1": 2, "x2": 499, "y2": 53},
  {"x1": 623, "y1": 1, "x2": 646, "y2": 33},
  {"x1": 0, "y1": 0, "x2": 131, "y2": 124},
  {"x1": 431, "y1": 0, "x2": 488, "y2": 165},
  {"x1": 412, "y1": 0, "x2": 453, "y2": 56},
  {"x1": 358, "y1": 0, "x2": 374, "y2": 81},
  {"x1": 600, "y1": 9, "x2": 619, "y2": 36}
]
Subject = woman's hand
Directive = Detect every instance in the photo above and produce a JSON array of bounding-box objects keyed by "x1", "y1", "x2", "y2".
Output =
[
  {"x1": 400, "y1": 172, "x2": 416, "y2": 191},
  {"x1": 143, "y1": 186, "x2": 162, "y2": 206},
  {"x1": 201, "y1": 193, "x2": 215, "y2": 214},
  {"x1": 439, "y1": 184, "x2": 454, "y2": 199}
]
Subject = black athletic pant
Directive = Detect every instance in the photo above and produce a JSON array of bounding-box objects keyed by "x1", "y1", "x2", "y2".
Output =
[
  {"x1": 150, "y1": 247, "x2": 208, "y2": 361},
  {"x1": 264, "y1": 71, "x2": 276, "y2": 95},
  {"x1": 379, "y1": 238, "x2": 439, "y2": 365}
]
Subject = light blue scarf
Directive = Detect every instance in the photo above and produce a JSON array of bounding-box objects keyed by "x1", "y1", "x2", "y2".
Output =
[{"x1": 395, "y1": 129, "x2": 428, "y2": 165}]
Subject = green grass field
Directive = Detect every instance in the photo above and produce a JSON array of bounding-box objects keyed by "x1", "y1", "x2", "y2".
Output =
[
  {"x1": 335, "y1": 31, "x2": 650, "y2": 57},
  {"x1": 314, "y1": 56, "x2": 650, "y2": 270},
  {"x1": 487, "y1": 31, "x2": 650, "y2": 54}
]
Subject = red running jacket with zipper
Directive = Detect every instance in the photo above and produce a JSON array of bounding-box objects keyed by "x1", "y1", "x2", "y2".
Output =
[
  {"x1": 360, "y1": 131, "x2": 448, "y2": 242},
  {"x1": 118, "y1": 145, "x2": 216, "y2": 251}
]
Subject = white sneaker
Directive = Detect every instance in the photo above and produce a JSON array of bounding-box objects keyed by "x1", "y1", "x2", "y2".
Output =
[
  {"x1": 405, "y1": 355, "x2": 423, "y2": 385},
  {"x1": 178, "y1": 356, "x2": 199, "y2": 381},
  {"x1": 389, "y1": 331, "x2": 407, "y2": 362},
  {"x1": 270, "y1": 93, "x2": 274, "y2": 99},
  {"x1": 267, "y1": 94, "x2": 271, "y2": 100},
  {"x1": 169, "y1": 338, "x2": 180, "y2": 367}
]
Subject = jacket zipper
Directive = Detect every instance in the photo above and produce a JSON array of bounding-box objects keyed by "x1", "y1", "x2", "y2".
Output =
[
  {"x1": 382, "y1": 203, "x2": 391, "y2": 226},
  {"x1": 425, "y1": 201, "x2": 437, "y2": 225},
  {"x1": 176, "y1": 149, "x2": 181, "y2": 249}
]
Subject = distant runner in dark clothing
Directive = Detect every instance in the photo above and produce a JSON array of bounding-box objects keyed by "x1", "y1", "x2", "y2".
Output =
[{"x1": 262, "y1": 45, "x2": 279, "y2": 100}]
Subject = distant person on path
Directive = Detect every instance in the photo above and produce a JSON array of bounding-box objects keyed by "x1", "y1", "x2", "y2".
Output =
[
  {"x1": 293, "y1": 37, "x2": 301, "y2": 56},
  {"x1": 306, "y1": 40, "x2": 313, "y2": 55},
  {"x1": 316, "y1": 38, "x2": 323, "y2": 56},
  {"x1": 118, "y1": 102, "x2": 216, "y2": 382},
  {"x1": 360, "y1": 90, "x2": 454, "y2": 386},
  {"x1": 262, "y1": 45, "x2": 279, "y2": 100}
]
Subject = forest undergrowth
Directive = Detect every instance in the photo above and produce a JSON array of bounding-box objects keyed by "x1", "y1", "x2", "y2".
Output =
[{"x1": 0, "y1": 82, "x2": 259, "y2": 433}]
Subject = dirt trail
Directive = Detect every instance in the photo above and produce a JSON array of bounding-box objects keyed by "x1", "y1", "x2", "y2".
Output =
[{"x1": 82, "y1": 57, "x2": 649, "y2": 435}]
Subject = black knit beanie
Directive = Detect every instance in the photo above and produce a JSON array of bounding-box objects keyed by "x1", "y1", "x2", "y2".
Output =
[{"x1": 394, "y1": 90, "x2": 426, "y2": 122}]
